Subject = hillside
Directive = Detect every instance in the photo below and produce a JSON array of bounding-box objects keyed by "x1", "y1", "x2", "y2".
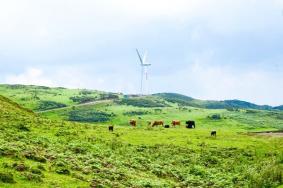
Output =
[
  {"x1": 0, "y1": 84, "x2": 120, "y2": 111},
  {"x1": 154, "y1": 93, "x2": 275, "y2": 110},
  {"x1": 0, "y1": 85, "x2": 281, "y2": 113},
  {"x1": 0, "y1": 94, "x2": 282, "y2": 187},
  {"x1": 274, "y1": 105, "x2": 283, "y2": 110},
  {"x1": 0, "y1": 84, "x2": 283, "y2": 187}
]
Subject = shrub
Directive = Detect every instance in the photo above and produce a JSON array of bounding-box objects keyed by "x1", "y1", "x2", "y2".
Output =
[
  {"x1": 99, "y1": 93, "x2": 119, "y2": 100},
  {"x1": 70, "y1": 96, "x2": 97, "y2": 104},
  {"x1": 56, "y1": 167, "x2": 70, "y2": 175},
  {"x1": 208, "y1": 114, "x2": 221, "y2": 120},
  {"x1": 23, "y1": 151, "x2": 47, "y2": 163},
  {"x1": 14, "y1": 163, "x2": 27, "y2": 172},
  {"x1": 31, "y1": 168, "x2": 42, "y2": 175},
  {"x1": 17, "y1": 123, "x2": 30, "y2": 131},
  {"x1": 68, "y1": 110, "x2": 114, "y2": 123},
  {"x1": 118, "y1": 98, "x2": 168, "y2": 108},
  {"x1": 36, "y1": 101, "x2": 67, "y2": 111},
  {"x1": 0, "y1": 172, "x2": 15, "y2": 183},
  {"x1": 24, "y1": 172, "x2": 43, "y2": 182},
  {"x1": 123, "y1": 111, "x2": 150, "y2": 116}
]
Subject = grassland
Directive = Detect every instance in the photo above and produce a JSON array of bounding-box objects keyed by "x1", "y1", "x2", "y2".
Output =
[
  {"x1": 0, "y1": 85, "x2": 282, "y2": 187},
  {"x1": 0, "y1": 84, "x2": 116, "y2": 111}
]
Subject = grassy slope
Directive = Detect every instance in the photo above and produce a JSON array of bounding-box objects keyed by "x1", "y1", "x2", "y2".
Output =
[
  {"x1": 0, "y1": 84, "x2": 106, "y2": 111},
  {"x1": 0, "y1": 95, "x2": 283, "y2": 187},
  {"x1": 0, "y1": 95, "x2": 282, "y2": 187},
  {"x1": 0, "y1": 85, "x2": 283, "y2": 187}
]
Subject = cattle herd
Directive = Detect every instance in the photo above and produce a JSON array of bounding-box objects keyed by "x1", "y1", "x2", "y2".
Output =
[
  {"x1": 129, "y1": 119, "x2": 196, "y2": 128},
  {"x1": 109, "y1": 120, "x2": 217, "y2": 136}
]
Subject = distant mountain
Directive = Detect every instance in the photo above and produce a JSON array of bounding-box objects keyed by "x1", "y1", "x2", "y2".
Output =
[
  {"x1": 0, "y1": 84, "x2": 281, "y2": 111},
  {"x1": 154, "y1": 93, "x2": 278, "y2": 110},
  {"x1": 273, "y1": 105, "x2": 283, "y2": 110}
]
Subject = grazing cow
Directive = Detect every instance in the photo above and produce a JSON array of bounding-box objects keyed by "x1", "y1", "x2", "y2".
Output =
[
  {"x1": 164, "y1": 125, "x2": 170, "y2": 128},
  {"x1": 211, "y1": 130, "x2": 217, "y2": 137},
  {"x1": 129, "y1": 119, "x2": 137, "y2": 127},
  {"x1": 172, "y1": 120, "x2": 181, "y2": 127},
  {"x1": 151, "y1": 120, "x2": 164, "y2": 127},
  {"x1": 186, "y1": 120, "x2": 196, "y2": 129},
  {"x1": 108, "y1": 125, "x2": 114, "y2": 132}
]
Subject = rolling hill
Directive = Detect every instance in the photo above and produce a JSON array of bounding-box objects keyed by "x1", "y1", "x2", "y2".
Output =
[
  {"x1": 0, "y1": 94, "x2": 282, "y2": 187},
  {"x1": 0, "y1": 84, "x2": 281, "y2": 113},
  {"x1": 154, "y1": 93, "x2": 277, "y2": 110}
]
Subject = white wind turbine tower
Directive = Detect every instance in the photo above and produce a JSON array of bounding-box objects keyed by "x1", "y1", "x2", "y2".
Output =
[{"x1": 136, "y1": 49, "x2": 151, "y2": 96}]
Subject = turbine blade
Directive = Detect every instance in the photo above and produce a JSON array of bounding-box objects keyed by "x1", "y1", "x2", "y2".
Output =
[{"x1": 136, "y1": 49, "x2": 143, "y2": 65}]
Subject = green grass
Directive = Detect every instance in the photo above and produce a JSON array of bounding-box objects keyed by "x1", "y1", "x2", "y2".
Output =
[
  {"x1": 0, "y1": 85, "x2": 283, "y2": 187},
  {"x1": 0, "y1": 84, "x2": 115, "y2": 111}
]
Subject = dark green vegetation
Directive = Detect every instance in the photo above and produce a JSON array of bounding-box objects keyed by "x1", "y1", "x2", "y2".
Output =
[
  {"x1": 0, "y1": 84, "x2": 119, "y2": 111},
  {"x1": 118, "y1": 97, "x2": 168, "y2": 108},
  {"x1": 0, "y1": 84, "x2": 282, "y2": 187},
  {"x1": 36, "y1": 101, "x2": 67, "y2": 111},
  {"x1": 68, "y1": 109, "x2": 115, "y2": 123},
  {"x1": 154, "y1": 93, "x2": 281, "y2": 110}
]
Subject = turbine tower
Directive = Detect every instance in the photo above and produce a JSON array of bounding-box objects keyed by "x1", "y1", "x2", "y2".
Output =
[{"x1": 136, "y1": 49, "x2": 151, "y2": 96}]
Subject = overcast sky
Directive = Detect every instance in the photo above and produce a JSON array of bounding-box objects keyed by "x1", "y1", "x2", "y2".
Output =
[{"x1": 0, "y1": 0, "x2": 283, "y2": 106}]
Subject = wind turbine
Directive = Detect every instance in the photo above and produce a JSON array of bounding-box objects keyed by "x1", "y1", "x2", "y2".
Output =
[{"x1": 136, "y1": 49, "x2": 151, "y2": 96}]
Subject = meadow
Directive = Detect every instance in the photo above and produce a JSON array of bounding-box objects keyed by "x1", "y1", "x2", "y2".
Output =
[{"x1": 0, "y1": 85, "x2": 282, "y2": 187}]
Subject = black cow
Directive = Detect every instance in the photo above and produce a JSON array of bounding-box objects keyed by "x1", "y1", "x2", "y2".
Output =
[
  {"x1": 164, "y1": 125, "x2": 170, "y2": 128},
  {"x1": 186, "y1": 121, "x2": 195, "y2": 129},
  {"x1": 211, "y1": 130, "x2": 216, "y2": 137},
  {"x1": 108, "y1": 125, "x2": 114, "y2": 132}
]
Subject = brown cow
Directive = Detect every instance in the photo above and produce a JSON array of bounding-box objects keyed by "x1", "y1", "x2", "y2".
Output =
[
  {"x1": 151, "y1": 120, "x2": 164, "y2": 127},
  {"x1": 172, "y1": 120, "x2": 181, "y2": 127},
  {"x1": 129, "y1": 119, "x2": 137, "y2": 127}
]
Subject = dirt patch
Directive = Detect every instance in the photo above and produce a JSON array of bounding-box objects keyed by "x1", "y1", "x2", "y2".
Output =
[{"x1": 249, "y1": 131, "x2": 283, "y2": 137}]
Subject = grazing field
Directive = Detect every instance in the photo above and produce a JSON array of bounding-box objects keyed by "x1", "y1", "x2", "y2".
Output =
[
  {"x1": 0, "y1": 85, "x2": 282, "y2": 187},
  {"x1": 0, "y1": 84, "x2": 117, "y2": 111}
]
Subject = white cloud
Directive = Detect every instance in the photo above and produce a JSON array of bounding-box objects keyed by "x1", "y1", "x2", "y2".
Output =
[
  {"x1": 1, "y1": 0, "x2": 283, "y2": 106},
  {"x1": 5, "y1": 68, "x2": 55, "y2": 87},
  {"x1": 152, "y1": 56, "x2": 283, "y2": 106}
]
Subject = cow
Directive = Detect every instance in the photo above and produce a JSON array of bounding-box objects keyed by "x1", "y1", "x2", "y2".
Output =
[
  {"x1": 151, "y1": 120, "x2": 164, "y2": 127},
  {"x1": 108, "y1": 125, "x2": 114, "y2": 132},
  {"x1": 129, "y1": 119, "x2": 137, "y2": 127},
  {"x1": 186, "y1": 120, "x2": 195, "y2": 129},
  {"x1": 164, "y1": 125, "x2": 170, "y2": 128},
  {"x1": 211, "y1": 130, "x2": 216, "y2": 137},
  {"x1": 172, "y1": 120, "x2": 181, "y2": 127}
]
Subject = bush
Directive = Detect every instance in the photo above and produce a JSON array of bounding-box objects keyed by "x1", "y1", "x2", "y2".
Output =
[
  {"x1": 36, "y1": 101, "x2": 67, "y2": 111},
  {"x1": 79, "y1": 90, "x2": 93, "y2": 95},
  {"x1": 70, "y1": 96, "x2": 97, "y2": 104},
  {"x1": 13, "y1": 163, "x2": 27, "y2": 172},
  {"x1": 24, "y1": 172, "x2": 43, "y2": 182},
  {"x1": 17, "y1": 123, "x2": 30, "y2": 132},
  {"x1": 56, "y1": 167, "x2": 70, "y2": 175},
  {"x1": 123, "y1": 111, "x2": 150, "y2": 116},
  {"x1": 99, "y1": 93, "x2": 119, "y2": 100},
  {"x1": 0, "y1": 172, "x2": 15, "y2": 183},
  {"x1": 23, "y1": 151, "x2": 47, "y2": 163},
  {"x1": 208, "y1": 114, "x2": 221, "y2": 120},
  {"x1": 68, "y1": 110, "x2": 114, "y2": 123},
  {"x1": 118, "y1": 98, "x2": 168, "y2": 108}
]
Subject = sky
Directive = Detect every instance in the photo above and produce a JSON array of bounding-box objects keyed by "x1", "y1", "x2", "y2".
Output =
[{"x1": 0, "y1": 0, "x2": 283, "y2": 106}]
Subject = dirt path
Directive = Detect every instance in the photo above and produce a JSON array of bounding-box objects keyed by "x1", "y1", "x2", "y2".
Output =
[
  {"x1": 249, "y1": 131, "x2": 283, "y2": 137},
  {"x1": 37, "y1": 99, "x2": 112, "y2": 113}
]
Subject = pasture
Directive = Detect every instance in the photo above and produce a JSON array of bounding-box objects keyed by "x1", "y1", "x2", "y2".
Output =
[{"x1": 0, "y1": 85, "x2": 282, "y2": 187}]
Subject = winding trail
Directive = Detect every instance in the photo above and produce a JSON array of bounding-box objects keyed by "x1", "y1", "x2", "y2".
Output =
[{"x1": 37, "y1": 99, "x2": 113, "y2": 113}]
